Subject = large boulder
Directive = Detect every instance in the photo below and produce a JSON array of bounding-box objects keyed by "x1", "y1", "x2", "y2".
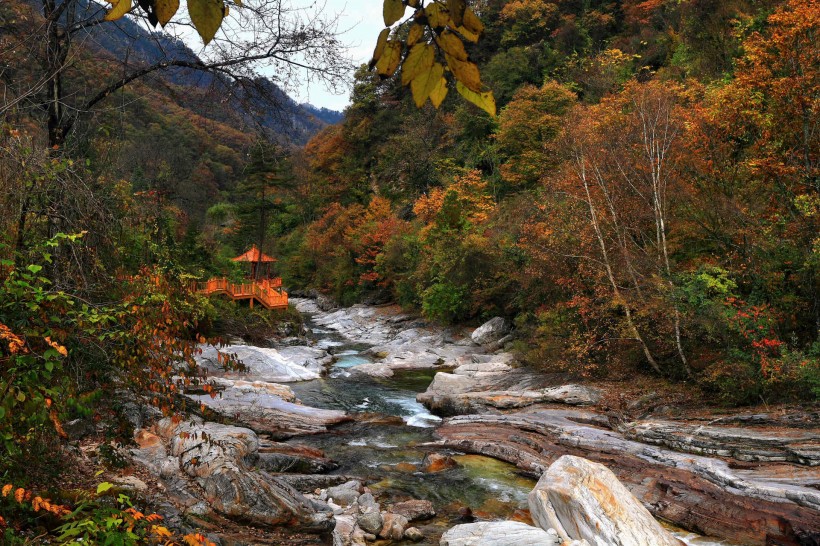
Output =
[
  {"x1": 417, "y1": 357, "x2": 598, "y2": 415},
  {"x1": 388, "y1": 499, "x2": 436, "y2": 521},
  {"x1": 187, "y1": 381, "x2": 350, "y2": 439},
  {"x1": 440, "y1": 521, "x2": 561, "y2": 546},
  {"x1": 470, "y1": 317, "x2": 511, "y2": 346},
  {"x1": 158, "y1": 419, "x2": 334, "y2": 533},
  {"x1": 196, "y1": 344, "x2": 331, "y2": 382},
  {"x1": 528, "y1": 455, "x2": 683, "y2": 546}
]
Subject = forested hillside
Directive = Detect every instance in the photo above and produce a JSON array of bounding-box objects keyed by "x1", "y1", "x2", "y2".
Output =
[
  {"x1": 2, "y1": 0, "x2": 340, "y2": 222},
  {"x1": 242, "y1": 0, "x2": 819, "y2": 403}
]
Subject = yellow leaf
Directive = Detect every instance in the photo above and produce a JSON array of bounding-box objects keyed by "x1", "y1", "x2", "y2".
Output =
[
  {"x1": 104, "y1": 0, "x2": 132, "y2": 21},
  {"x1": 155, "y1": 0, "x2": 178, "y2": 25},
  {"x1": 406, "y1": 23, "x2": 424, "y2": 46},
  {"x1": 456, "y1": 25, "x2": 479, "y2": 43},
  {"x1": 456, "y1": 81, "x2": 496, "y2": 116},
  {"x1": 371, "y1": 28, "x2": 390, "y2": 67},
  {"x1": 425, "y1": 2, "x2": 450, "y2": 28},
  {"x1": 436, "y1": 30, "x2": 467, "y2": 61},
  {"x1": 445, "y1": 54, "x2": 481, "y2": 92},
  {"x1": 462, "y1": 7, "x2": 484, "y2": 35},
  {"x1": 376, "y1": 40, "x2": 402, "y2": 77},
  {"x1": 152, "y1": 525, "x2": 173, "y2": 538},
  {"x1": 410, "y1": 62, "x2": 444, "y2": 107},
  {"x1": 383, "y1": 0, "x2": 405, "y2": 26},
  {"x1": 429, "y1": 76, "x2": 448, "y2": 108},
  {"x1": 188, "y1": 0, "x2": 225, "y2": 45},
  {"x1": 446, "y1": 0, "x2": 465, "y2": 26},
  {"x1": 402, "y1": 43, "x2": 434, "y2": 85}
]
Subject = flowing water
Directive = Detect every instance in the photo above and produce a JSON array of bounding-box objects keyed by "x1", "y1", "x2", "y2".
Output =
[{"x1": 285, "y1": 311, "x2": 731, "y2": 545}]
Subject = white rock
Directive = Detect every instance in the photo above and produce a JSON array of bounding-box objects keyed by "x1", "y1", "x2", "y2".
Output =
[
  {"x1": 528, "y1": 455, "x2": 683, "y2": 546},
  {"x1": 196, "y1": 344, "x2": 329, "y2": 383},
  {"x1": 440, "y1": 521, "x2": 561, "y2": 546},
  {"x1": 470, "y1": 317, "x2": 510, "y2": 345}
]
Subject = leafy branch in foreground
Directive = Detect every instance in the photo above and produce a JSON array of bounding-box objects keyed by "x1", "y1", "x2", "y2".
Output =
[{"x1": 370, "y1": 0, "x2": 496, "y2": 116}]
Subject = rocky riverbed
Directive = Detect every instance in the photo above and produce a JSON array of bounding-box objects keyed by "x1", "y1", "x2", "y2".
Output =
[{"x1": 121, "y1": 298, "x2": 819, "y2": 545}]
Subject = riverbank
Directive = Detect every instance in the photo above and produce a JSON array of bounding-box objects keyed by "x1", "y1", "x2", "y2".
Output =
[{"x1": 87, "y1": 297, "x2": 818, "y2": 545}]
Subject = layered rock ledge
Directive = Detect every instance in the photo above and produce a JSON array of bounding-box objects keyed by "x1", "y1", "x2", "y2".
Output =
[
  {"x1": 428, "y1": 409, "x2": 820, "y2": 545},
  {"x1": 132, "y1": 418, "x2": 336, "y2": 533}
]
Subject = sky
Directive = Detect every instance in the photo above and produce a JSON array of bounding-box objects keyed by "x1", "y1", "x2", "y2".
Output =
[
  {"x1": 170, "y1": 0, "x2": 385, "y2": 112},
  {"x1": 285, "y1": 0, "x2": 385, "y2": 112}
]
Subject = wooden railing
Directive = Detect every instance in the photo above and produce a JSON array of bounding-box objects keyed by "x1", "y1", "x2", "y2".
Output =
[{"x1": 194, "y1": 277, "x2": 288, "y2": 310}]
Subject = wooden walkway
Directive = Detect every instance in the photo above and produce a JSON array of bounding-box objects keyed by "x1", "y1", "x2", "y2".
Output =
[{"x1": 195, "y1": 278, "x2": 288, "y2": 309}]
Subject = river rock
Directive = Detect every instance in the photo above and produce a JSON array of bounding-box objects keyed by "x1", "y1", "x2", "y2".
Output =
[
  {"x1": 256, "y1": 447, "x2": 338, "y2": 474},
  {"x1": 332, "y1": 514, "x2": 365, "y2": 546},
  {"x1": 378, "y1": 512, "x2": 409, "y2": 540},
  {"x1": 187, "y1": 383, "x2": 350, "y2": 439},
  {"x1": 621, "y1": 419, "x2": 820, "y2": 466},
  {"x1": 388, "y1": 499, "x2": 435, "y2": 521},
  {"x1": 110, "y1": 475, "x2": 148, "y2": 494},
  {"x1": 316, "y1": 294, "x2": 338, "y2": 311},
  {"x1": 417, "y1": 358, "x2": 593, "y2": 415},
  {"x1": 205, "y1": 377, "x2": 298, "y2": 402},
  {"x1": 327, "y1": 483, "x2": 361, "y2": 507},
  {"x1": 470, "y1": 317, "x2": 511, "y2": 345},
  {"x1": 422, "y1": 453, "x2": 458, "y2": 473},
  {"x1": 196, "y1": 344, "x2": 330, "y2": 382},
  {"x1": 357, "y1": 511, "x2": 383, "y2": 534},
  {"x1": 440, "y1": 521, "x2": 561, "y2": 546},
  {"x1": 404, "y1": 527, "x2": 424, "y2": 542},
  {"x1": 159, "y1": 418, "x2": 334, "y2": 532},
  {"x1": 529, "y1": 455, "x2": 683, "y2": 546},
  {"x1": 358, "y1": 492, "x2": 378, "y2": 512}
]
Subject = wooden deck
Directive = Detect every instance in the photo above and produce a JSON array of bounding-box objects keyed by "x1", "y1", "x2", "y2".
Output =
[{"x1": 195, "y1": 277, "x2": 288, "y2": 309}]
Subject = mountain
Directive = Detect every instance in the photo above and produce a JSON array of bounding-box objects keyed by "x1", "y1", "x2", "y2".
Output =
[
  {"x1": 48, "y1": 0, "x2": 344, "y2": 144},
  {"x1": 301, "y1": 105, "x2": 345, "y2": 126}
]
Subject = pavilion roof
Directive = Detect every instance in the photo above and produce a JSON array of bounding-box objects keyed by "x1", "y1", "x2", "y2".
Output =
[{"x1": 232, "y1": 245, "x2": 276, "y2": 263}]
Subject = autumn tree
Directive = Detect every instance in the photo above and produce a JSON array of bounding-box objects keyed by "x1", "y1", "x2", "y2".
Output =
[
  {"x1": 554, "y1": 80, "x2": 693, "y2": 377},
  {"x1": 684, "y1": 0, "x2": 819, "y2": 349},
  {"x1": 495, "y1": 81, "x2": 575, "y2": 188}
]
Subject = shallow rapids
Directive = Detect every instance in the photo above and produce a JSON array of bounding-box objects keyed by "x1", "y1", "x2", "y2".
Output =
[{"x1": 280, "y1": 308, "x2": 730, "y2": 545}]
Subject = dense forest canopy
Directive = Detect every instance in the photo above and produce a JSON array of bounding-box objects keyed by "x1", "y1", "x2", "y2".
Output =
[
  {"x1": 264, "y1": 0, "x2": 818, "y2": 401},
  {"x1": 0, "y1": 0, "x2": 818, "y2": 541}
]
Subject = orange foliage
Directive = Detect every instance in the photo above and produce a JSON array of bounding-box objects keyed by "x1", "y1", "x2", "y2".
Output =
[
  {"x1": 2, "y1": 483, "x2": 71, "y2": 517},
  {"x1": 413, "y1": 170, "x2": 494, "y2": 226},
  {"x1": 348, "y1": 196, "x2": 409, "y2": 286},
  {"x1": 0, "y1": 323, "x2": 26, "y2": 354}
]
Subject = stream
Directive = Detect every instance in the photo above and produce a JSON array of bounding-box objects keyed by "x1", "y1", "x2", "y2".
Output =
[
  {"x1": 287, "y1": 317, "x2": 535, "y2": 543},
  {"x1": 280, "y1": 308, "x2": 730, "y2": 545}
]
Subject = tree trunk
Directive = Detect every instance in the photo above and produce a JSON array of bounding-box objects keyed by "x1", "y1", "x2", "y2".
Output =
[{"x1": 577, "y1": 155, "x2": 662, "y2": 375}]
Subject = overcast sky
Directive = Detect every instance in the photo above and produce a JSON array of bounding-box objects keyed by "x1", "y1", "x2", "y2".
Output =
[
  {"x1": 284, "y1": 0, "x2": 384, "y2": 112},
  {"x1": 170, "y1": 1, "x2": 384, "y2": 112}
]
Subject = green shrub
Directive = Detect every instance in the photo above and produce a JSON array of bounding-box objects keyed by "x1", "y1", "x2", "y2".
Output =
[{"x1": 421, "y1": 281, "x2": 468, "y2": 324}]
